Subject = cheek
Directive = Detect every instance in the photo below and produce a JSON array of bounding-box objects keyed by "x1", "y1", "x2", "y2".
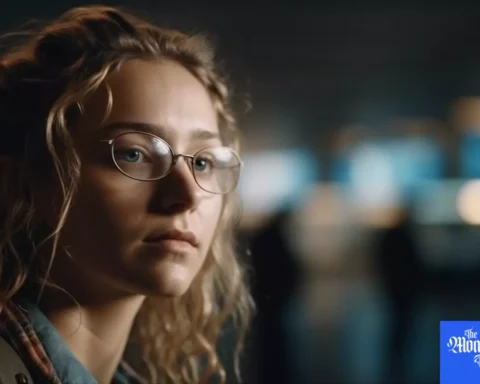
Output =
[
  {"x1": 198, "y1": 196, "x2": 223, "y2": 238},
  {"x1": 190, "y1": 196, "x2": 223, "y2": 262},
  {"x1": 61, "y1": 170, "x2": 149, "y2": 257}
]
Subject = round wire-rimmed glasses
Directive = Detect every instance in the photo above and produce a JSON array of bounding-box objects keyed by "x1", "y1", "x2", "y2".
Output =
[{"x1": 100, "y1": 131, "x2": 242, "y2": 194}]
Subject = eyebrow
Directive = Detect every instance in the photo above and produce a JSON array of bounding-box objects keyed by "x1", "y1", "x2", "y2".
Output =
[{"x1": 102, "y1": 122, "x2": 220, "y2": 141}]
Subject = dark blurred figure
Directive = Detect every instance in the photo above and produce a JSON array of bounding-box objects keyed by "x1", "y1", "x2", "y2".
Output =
[
  {"x1": 249, "y1": 208, "x2": 301, "y2": 384},
  {"x1": 374, "y1": 209, "x2": 425, "y2": 384}
]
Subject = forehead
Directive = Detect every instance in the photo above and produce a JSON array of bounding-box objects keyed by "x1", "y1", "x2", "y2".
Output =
[{"x1": 76, "y1": 59, "x2": 219, "y2": 142}]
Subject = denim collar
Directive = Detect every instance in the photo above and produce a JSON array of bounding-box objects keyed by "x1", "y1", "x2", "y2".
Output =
[{"x1": 17, "y1": 297, "x2": 132, "y2": 384}]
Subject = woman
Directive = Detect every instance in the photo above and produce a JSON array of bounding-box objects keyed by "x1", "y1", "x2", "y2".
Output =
[{"x1": 0, "y1": 5, "x2": 253, "y2": 384}]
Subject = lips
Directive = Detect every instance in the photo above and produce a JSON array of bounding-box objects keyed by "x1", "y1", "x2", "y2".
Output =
[{"x1": 144, "y1": 229, "x2": 198, "y2": 248}]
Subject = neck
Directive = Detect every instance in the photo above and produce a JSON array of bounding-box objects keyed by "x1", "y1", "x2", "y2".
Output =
[{"x1": 38, "y1": 289, "x2": 145, "y2": 384}]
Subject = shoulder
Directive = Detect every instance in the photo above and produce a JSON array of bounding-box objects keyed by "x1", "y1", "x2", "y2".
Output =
[
  {"x1": 0, "y1": 301, "x2": 34, "y2": 381},
  {"x1": 0, "y1": 334, "x2": 34, "y2": 383},
  {"x1": 0, "y1": 300, "x2": 60, "y2": 383}
]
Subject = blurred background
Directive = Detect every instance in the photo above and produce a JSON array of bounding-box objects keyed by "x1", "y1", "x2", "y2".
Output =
[{"x1": 4, "y1": 1, "x2": 480, "y2": 383}]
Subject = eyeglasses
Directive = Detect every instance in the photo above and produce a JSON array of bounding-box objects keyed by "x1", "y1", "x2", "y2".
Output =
[{"x1": 101, "y1": 132, "x2": 242, "y2": 194}]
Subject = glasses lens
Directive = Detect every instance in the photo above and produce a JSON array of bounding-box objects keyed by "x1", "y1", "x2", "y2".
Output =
[
  {"x1": 112, "y1": 132, "x2": 172, "y2": 180},
  {"x1": 193, "y1": 147, "x2": 241, "y2": 194}
]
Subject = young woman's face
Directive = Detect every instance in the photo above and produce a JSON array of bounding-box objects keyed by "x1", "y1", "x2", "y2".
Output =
[{"x1": 52, "y1": 59, "x2": 224, "y2": 299}]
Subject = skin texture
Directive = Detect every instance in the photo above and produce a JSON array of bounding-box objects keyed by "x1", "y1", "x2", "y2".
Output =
[{"x1": 39, "y1": 59, "x2": 224, "y2": 383}]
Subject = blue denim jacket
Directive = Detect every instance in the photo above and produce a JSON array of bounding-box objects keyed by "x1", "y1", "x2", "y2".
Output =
[{"x1": 1, "y1": 297, "x2": 144, "y2": 384}]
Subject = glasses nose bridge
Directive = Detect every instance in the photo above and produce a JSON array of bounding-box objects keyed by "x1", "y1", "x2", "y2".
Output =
[
  {"x1": 170, "y1": 153, "x2": 196, "y2": 180},
  {"x1": 168, "y1": 153, "x2": 200, "y2": 192},
  {"x1": 172, "y1": 153, "x2": 195, "y2": 166}
]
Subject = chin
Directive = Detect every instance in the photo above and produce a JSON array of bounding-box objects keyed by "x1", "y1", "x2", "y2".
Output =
[
  {"x1": 139, "y1": 261, "x2": 198, "y2": 297},
  {"x1": 150, "y1": 285, "x2": 190, "y2": 298}
]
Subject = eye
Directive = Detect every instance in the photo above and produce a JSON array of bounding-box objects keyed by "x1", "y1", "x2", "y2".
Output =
[
  {"x1": 115, "y1": 148, "x2": 145, "y2": 163},
  {"x1": 193, "y1": 157, "x2": 214, "y2": 172}
]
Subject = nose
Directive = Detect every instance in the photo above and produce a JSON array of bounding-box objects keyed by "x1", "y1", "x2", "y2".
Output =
[{"x1": 151, "y1": 157, "x2": 203, "y2": 214}]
